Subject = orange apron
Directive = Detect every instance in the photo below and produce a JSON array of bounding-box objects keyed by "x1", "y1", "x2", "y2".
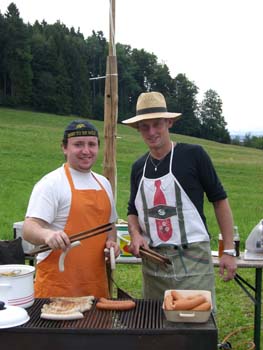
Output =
[{"x1": 34, "y1": 163, "x2": 111, "y2": 298}]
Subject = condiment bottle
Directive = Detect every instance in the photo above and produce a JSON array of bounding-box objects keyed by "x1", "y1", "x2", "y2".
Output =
[
  {"x1": 218, "y1": 233, "x2": 224, "y2": 257},
  {"x1": 233, "y1": 226, "x2": 240, "y2": 257}
]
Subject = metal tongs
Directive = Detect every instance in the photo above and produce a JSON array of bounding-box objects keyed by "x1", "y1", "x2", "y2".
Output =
[
  {"x1": 28, "y1": 222, "x2": 113, "y2": 255},
  {"x1": 139, "y1": 247, "x2": 172, "y2": 266}
]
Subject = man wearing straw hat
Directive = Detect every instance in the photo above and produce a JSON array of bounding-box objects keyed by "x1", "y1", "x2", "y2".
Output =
[
  {"x1": 23, "y1": 120, "x2": 119, "y2": 298},
  {"x1": 122, "y1": 91, "x2": 237, "y2": 306}
]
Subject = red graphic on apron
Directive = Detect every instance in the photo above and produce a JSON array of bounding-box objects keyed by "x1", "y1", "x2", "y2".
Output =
[{"x1": 154, "y1": 179, "x2": 172, "y2": 241}]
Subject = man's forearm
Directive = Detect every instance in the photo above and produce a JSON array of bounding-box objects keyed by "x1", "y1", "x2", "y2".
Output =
[
  {"x1": 106, "y1": 225, "x2": 117, "y2": 242},
  {"x1": 127, "y1": 214, "x2": 141, "y2": 238},
  {"x1": 213, "y1": 199, "x2": 234, "y2": 250},
  {"x1": 22, "y1": 217, "x2": 51, "y2": 245}
]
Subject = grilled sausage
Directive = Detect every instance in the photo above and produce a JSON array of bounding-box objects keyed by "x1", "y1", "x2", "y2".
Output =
[
  {"x1": 96, "y1": 299, "x2": 136, "y2": 310},
  {"x1": 98, "y1": 297, "x2": 119, "y2": 304}
]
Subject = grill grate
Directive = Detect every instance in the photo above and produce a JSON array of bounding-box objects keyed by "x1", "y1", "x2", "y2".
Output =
[{"x1": 20, "y1": 298, "x2": 165, "y2": 331}]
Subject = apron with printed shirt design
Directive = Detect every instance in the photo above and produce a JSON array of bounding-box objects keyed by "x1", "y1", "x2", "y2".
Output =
[
  {"x1": 34, "y1": 163, "x2": 111, "y2": 298},
  {"x1": 135, "y1": 143, "x2": 214, "y2": 293}
]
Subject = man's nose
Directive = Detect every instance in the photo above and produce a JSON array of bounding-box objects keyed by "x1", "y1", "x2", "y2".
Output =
[
  {"x1": 147, "y1": 125, "x2": 157, "y2": 134},
  {"x1": 81, "y1": 144, "x2": 91, "y2": 152}
]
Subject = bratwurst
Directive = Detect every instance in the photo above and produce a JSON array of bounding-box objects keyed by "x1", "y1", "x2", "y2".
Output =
[{"x1": 96, "y1": 297, "x2": 136, "y2": 311}]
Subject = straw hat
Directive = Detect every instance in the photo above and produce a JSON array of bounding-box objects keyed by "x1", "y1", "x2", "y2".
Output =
[{"x1": 122, "y1": 91, "x2": 181, "y2": 128}]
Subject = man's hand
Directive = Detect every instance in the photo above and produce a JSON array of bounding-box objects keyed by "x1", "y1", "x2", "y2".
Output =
[
  {"x1": 23, "y1": 217, "x2": 71, "y2": 250},
  {"x1": 219, "y1": 254, "x2": 237, "y2": 281},
  {"x1": 44, "y1": 230, "x2": 71, "y2": 251},
  {"x1": 105, "y1": 239, "x2": 120, "y2": 258},
  {"x1": 128, "y1": 233, "x2": 149, "y2": 257}
]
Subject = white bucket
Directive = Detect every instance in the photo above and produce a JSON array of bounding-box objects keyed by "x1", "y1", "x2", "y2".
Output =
[{"x1": 0, "y1": 264, "x2": 35, "y2": 308}]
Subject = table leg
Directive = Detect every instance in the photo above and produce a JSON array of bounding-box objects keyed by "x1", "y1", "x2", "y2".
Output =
[{"x1": 254, "y1": 268, "x2": 262, "y2": 350}]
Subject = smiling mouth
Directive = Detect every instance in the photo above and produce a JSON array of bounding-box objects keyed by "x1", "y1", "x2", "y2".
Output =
[{"x1": 80, "y1": 156, "x2": 92, "y2": 160}]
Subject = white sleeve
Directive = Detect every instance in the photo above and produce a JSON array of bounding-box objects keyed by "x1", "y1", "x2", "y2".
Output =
[
  {"x1": 25, "y1": 176, "x2": 59, "y2": 224},
  {"x1": 95, "y1": 174, "x2": 118, "y2": 223}
]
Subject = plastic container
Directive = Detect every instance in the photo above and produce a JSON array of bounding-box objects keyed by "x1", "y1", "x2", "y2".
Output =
[
  {"x1": 116, "y1": 224, "x2": 132, "y2": 257},
  {"x1": 163, "y1": 290, "x2": 212, "y2": 323}
]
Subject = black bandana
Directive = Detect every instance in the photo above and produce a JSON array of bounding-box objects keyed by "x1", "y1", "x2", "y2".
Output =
[{"x1": 63, "y1": 120, "x2": 99, "y2": 141}]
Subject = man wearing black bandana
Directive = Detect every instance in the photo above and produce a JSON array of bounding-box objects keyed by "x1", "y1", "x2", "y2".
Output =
[{"x1": 23, "y1": 120, "x2": 119, "y2": 298}]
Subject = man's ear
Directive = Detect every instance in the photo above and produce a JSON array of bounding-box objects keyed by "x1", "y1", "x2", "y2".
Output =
[
  {"x1": 61, "y1": 143, "x2": 67, "y2": 155},
  {"x1": 167, "y1": 119, "x2": 174, "y2": 128}
]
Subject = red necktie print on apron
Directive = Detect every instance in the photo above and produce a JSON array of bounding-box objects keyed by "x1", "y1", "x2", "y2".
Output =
[{"x1": 153, "y1": 179, "x2": 172, "y2": 241}]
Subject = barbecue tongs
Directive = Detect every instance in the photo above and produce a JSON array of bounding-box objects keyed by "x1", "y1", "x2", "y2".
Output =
[
  {"x1": 139, "y1": 247, "x2": 172, "y2": 266},
  {"x1": 28, "y1": 222, "x2": 113, "y2": 255}
]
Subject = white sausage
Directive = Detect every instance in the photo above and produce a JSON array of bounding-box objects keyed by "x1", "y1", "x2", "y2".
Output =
[
  {"x1": 110, "y1": 246, "x2": 116, "y2": 270},
  {"x1": 41, "y1": 311, "x2": 84, "y2": 320},
  {"x1": 58, "y1": 241, "x2": 81, "y2": 272}
]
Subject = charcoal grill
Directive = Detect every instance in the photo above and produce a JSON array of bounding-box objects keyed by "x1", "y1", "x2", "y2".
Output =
[{"x1": 0, "y1": 299, "x2": 218, "y2": 350}]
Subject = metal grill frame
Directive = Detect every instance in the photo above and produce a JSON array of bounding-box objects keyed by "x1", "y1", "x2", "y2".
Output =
[{"x1": 0, "y1": 299, "x2": 218, "y2": 350}]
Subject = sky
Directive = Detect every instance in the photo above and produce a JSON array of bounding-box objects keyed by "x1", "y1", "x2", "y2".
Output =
[{"x1": 1, "y1": 0, "x2": 262, "y2": 134}]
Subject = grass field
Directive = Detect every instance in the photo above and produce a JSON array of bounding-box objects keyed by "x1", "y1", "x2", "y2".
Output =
[{"x1": 0, "y1": 107, "x2": 262, "y2": 348}]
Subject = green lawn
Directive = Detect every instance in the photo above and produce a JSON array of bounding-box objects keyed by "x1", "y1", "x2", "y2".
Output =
[{"x1": 0, "y1": 107, "x2": 262, "y2": 348}]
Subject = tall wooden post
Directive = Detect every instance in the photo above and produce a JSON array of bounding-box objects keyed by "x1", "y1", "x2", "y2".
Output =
[
  {"x1": 103, "y1": 0, "x2": 118, "y2": 197},
  {"x1": 103, "y1": 0, "x2": 118, "y2": 296}
]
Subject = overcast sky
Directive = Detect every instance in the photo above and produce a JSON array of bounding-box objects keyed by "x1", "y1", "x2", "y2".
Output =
[{"x1": 1, "y1": 0, "x2": 262, "y2": 133}]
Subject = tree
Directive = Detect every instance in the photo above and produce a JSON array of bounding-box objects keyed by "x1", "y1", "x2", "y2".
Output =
[
  {"x1": 199, "y1": 89, "x2": 230, "y2": 143},
  {"x1": 243, "y1": 134, "x2": 263, "y2": 150},
  {"x1": 30, "y1": 28, "x2": 59, "y2": 112},
  {"x1": 131, "y1": 48, "x2": 158, "y2": 92},
  {"x1": 150, "y1": 62, "x2": 173, "y2": 96},
  {"x1": 123, "y1": 49, "x2": 172, "y2": 119},
  {"x1": 64, "y1": 34, "x2": 91, "y2": 117},
  {"x1": 30, "y1": 20, "x2": 91, "y2": 115},
  {"x1": 86, "y1": 31, "x2": 107, "y2": 118},
  {"x1": 115, "y1": 43, "x2": 140, "y2": 121},
  {"x1": 169, "y1": 74, "x2": 201, "y2": 137},
  {"x1": 1, "y1": 3, "x2": 32, "y2": 106},
  {"x1": 0, "y1": 12, "x2": 7, "y2": 103}
]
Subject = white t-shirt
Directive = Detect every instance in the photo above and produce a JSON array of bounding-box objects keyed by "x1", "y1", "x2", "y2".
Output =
[{"x1": 26, "y1": 164, "x2": 118, "y2": 230}]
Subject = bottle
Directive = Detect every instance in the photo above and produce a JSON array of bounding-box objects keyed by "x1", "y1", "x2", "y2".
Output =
[
  {"x1": 218, "y1": 233, "x2": 224, "y2": 257},
  {"x1": 233, "y1": 226, "x2": 240, "y2": 257}
]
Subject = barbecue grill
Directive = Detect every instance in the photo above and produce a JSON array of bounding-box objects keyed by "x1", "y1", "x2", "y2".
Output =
[{"x1": 0, "y1": 298, "x2": 218, "y2": 350}]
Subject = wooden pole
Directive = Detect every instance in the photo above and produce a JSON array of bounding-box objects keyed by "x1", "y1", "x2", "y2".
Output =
[
  {"x1": 103, "y1": 0, "x2": 118, "y2": 297},
  {"x1": 103, "y1": 0, "x2": 118, "y2": 197}
]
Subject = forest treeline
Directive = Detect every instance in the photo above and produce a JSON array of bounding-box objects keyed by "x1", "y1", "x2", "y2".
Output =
[{"x1": 1, "y1": 3, "x2": 262, "y2": 148}]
